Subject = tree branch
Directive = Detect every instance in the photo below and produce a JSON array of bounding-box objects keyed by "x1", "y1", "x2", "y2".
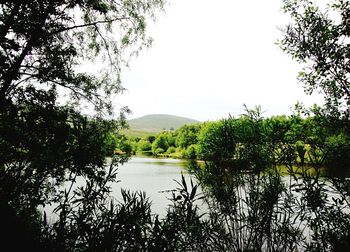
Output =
[
  {"x1": 0, "y1": 2, "x2": 52, "y2": 100},
  {"x1": 94, "y1": 24, "x2": 114, "y2": 71},
  {"x1": 49, "y1": 17, "x2": 130, "y2": 35},
  {"x1": 44, "y1": 78, "x2": 104, "y2": 112}
]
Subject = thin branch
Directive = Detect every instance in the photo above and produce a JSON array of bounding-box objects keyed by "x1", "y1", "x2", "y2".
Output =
[
  {"x1": 1, "y1": 5, "x2": 51, "y2": 98},
  {"x1": 49, "y1": 17, "x2": 130, "y2": 35},
  {"x1": 329, "y1": 66, "x2": 350, "y2": 100},
  {"x1": 10, "y1": 75, "x2": 35, "y2": 89},
  {"x1": 94, "y1": 24, "x2": 114, "y2": 72},
  {"x1": 45, "y1": 78, "x2": 108, "y2": 117}
]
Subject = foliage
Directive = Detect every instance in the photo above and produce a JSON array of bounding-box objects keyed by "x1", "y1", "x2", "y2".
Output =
[
  {"x1": 197, "y1": 119, "x2": 236, "y2": 163},
  {"x1": 166, "y1": 133, "x2": 176, "y2": 147},
  {"x1": 279, "y1": 0, "x2": 350, "y2": 117},
  {"x1": 114, "y1": 135, "x2": 132, "y2": 154},
  {"x1": 166, "y1": 146, "x2": 176, "y2": 154},
  {"x1": 185, "y1": 144, "x2": 198, "y2": 159},
  {"x1": 0, "y1": 0, "x2": 165, "y2": 113},
  {"x1": 3, "y1": 0, "x2": 350, "y2": 250},
  {"x1": 0, "y1": 99, "x2": 129, "y2": 250},
  {"x1": 233, "y1": 106, "x2": 273, "y2": 172},
  {"x1": 154, "y1": 147, "x2": 165, "y2": 155},
  {"x1": 190, "y1": 157, "x2": 350, "y2": 251},
  {"x1": 0, "y1": 0, "x2": 165, "y2": 250},
  {"x1": 175, "y1": 124, "x2": 201, "y2": 149},
  {"x1": 196, "y1": 107, "x2": 275, "y2": 172},
  {"x1": 125, "y1": 105, "x2": 350, "y2": 174},
  {"x1": 137, "y1": 139, "x2": 152, "y2": 153},
  {"x1": 147, "y1": 135, "x2": 156, "y2": 144},
  {"x1": 151, "y1": 133, "x2": 169, "y2": 155}
]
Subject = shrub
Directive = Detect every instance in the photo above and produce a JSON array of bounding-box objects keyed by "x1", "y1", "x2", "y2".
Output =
[{"x1": 167, "y1": 146, "x2": 176, "y2": 154}]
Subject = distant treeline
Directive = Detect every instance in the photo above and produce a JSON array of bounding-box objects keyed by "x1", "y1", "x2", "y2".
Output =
[{"x1": 119, "y1": 106, "x2": 350, "y2": 175}]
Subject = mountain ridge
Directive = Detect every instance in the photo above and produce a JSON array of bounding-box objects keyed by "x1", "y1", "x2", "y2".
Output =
[{"x1": 127, "y1": 114, "x2": 199, "y2": 133}]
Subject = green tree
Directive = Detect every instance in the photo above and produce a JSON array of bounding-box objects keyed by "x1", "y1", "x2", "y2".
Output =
[
  {"x1": 279, "y1": 0, "x2": 350, "y2": 116},
  {"x1": 146, "y1": 135, "x2": 156, "y2": 144},
  {"x1": 152, "y1": 133, "x2": 169, "y2": 155},
  {"x1": 175, "y1": 124, "x2": 201, "y2": 149},
  {"x1": 197, "y1": 119, "x2": 236, "y2": 164},
  {"x1": 166, "y1": 132, "x2": 176, "y2": 147},
  {"x1": 0, "y1": 0, "x2": 164, "y2": 111},
  {"x1": 234, "y1": 106, "x2": 272, "y2": 172},
  {"x1": 116, "y1": 135, "x2": 133, "y2": 154},
  {"x1": 185, "y1": 144, "x2": 198, "y2": 159},
  {"x1": 166, "y1": 146, "x2": 176, "y2": 154},
  {"x1": 0, "y1": 0, "x2": 165, "y2": 250},
  {"x1": 137, "y1": 139, "x2": 152, "y2": 153}
]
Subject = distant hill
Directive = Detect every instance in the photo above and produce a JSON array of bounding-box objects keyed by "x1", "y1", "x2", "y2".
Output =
[{"x1": 127, "y1": 114, "x2": 199, "y2": 134}]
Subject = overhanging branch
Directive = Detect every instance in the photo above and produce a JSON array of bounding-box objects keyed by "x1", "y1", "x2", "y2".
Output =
[{"x1": 50, "y1": 17, "x2": 130, "y2": 35}]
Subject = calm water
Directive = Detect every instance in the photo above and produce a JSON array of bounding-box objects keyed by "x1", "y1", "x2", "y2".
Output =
[
  {"x1": 111, "y1": 157, "x2": 192, "y2": 216},
  {"x1": 44, "y1": 157, "x2": 192, "y2": 221}
]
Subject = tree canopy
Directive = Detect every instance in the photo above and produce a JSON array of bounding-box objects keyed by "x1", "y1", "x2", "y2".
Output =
[
  {"x1": 0, "y1": 0, "x2": 164, "y2": 113},
  {"x1": 279, "y1": 0, "x2": 350, "y2": 117},
  {"x1": 0, "y1": 0, "x2": 165, "y2": 250}
]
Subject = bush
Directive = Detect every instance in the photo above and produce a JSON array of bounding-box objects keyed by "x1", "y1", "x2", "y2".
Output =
[
  {"x1": 197, "y1": 119, "x2": 236, "y2": 163},
  {"x1": 154, "y1": 148, "x2": 165, "y2": 156},
  {"x1": 185, "y1": 144, "x2": 198, "y2": 159},
  {"x1": 167, "y1": 146, "x2": 176, "y2": 154},
  {"x1": 137, "y1": 140, "x2": 152, "y2": 152},
  {"x1": 152, "y1": 134, "x2": 169, "y2": 155}
]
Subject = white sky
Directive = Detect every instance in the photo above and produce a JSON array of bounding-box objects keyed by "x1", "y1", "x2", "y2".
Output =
[{"x1": 116, "y1": 0, "x2": 324, "y2": 121}]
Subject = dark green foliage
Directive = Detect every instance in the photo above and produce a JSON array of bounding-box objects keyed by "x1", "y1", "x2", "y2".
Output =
[
  {"x1": 166, "y1": 133, "x2": 176, "y2": 147},
  {"x1": 0, "y1": 99, "x2": 130, "y2": 251},
  {"x1": 197, "y1": 107, "x2": 282, "y2": 172},
  {"x1": 0, "y1": 0, "x2": 165, "y2": 113},
  {"x1": 189, "y1": 160, "x2": 299, "y2": 251},
  {"x1": 1, "y1": 92, "x2": 118, "y2": 211},
  {"x1": 154, "y1": 175, "x2": 209, "y2": 251},
  {"x1": 0, "y1": 0, "x2": 165, "y2": 250},
  {"x1": 279, "y1": 0, "x2": 350, "y2": 117},
  {"x1": 189, "y1": 153, "x2": 350, "y2": 251},
  {"x1": 197, "y1": 119, "x2": 236, "y2": 164},
  {"x1": 151, "y1": 133, "x2": 169, "y2": 155},
  {"x1": 185, "y1": 144, "x2": 198, "y2": 159},
  {"x1": 146, "y1": 135, "x2": 156, "y2": 144},
  {"x1": 115, "y1": 135, "x2": 133, "y2": 154}
]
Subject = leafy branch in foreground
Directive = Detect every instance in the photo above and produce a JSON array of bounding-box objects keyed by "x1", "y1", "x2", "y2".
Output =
[
  {"x1": 279, "y1": 0, "x2": 350, "y2": 117},
  {"x1": 0, "y1": 1, "x2": 166, "y2": 250},
  {"x1": 0, "y1": 0, "x2": 165, "y2": 113}
]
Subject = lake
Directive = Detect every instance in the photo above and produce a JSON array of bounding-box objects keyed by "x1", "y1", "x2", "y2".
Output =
[
  {"x1": 110, "y1": 156, "x2": 193, "y2": 216},
  {"x1": 44, "y1": 157, "x2": 193, "y2": 221}
]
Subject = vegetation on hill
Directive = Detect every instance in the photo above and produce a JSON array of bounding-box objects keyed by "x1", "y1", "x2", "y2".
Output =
[
  {"x1": 121, "y1": 128, "x2": 157, "y2": 138},
  {"x1": 127, "y1": 114, "x2": 199, "y2": 132}
]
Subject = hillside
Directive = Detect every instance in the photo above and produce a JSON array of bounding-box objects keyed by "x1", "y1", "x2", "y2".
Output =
[{"x1": 126, "y1": 114, "x2": 199, "y2": 134}]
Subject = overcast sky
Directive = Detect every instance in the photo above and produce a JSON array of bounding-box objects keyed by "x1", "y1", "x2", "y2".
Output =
[{"x1": 116, "y1": 0, "x2": 323, "y2": 121}]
